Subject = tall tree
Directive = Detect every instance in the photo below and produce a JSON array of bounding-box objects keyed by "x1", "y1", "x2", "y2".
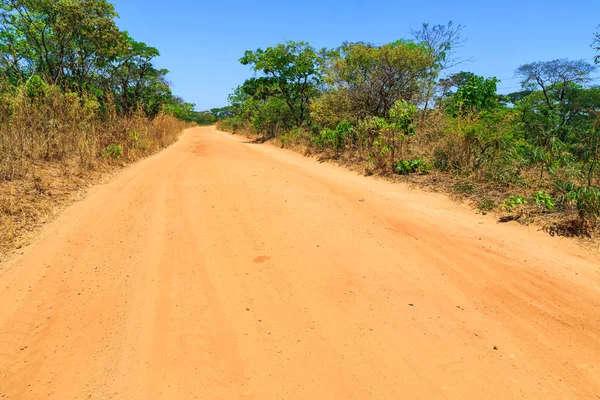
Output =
[
  {"x1": 593, "y1": 26, "x2": 600, "y2": 64},
  {"x1": 105, "y1": 32, "x2": 163, "y2": 113},
  {"x1": 411, "y1": 21, "x2": 466, "y2": 117}
]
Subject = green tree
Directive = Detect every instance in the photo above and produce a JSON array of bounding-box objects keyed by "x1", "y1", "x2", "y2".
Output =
[
  {"x1": 105, "y1": 32, "x2": 164, "y2": 113},
  {"x1": 0, "y1": 0, "x2": 124, "y2": 90},
  {"x1": 240, "y1": 40, "x2": 324, "y2": 127},
  {"x1": 449, "y1": 75, "x2": 500, "y2": 115},
  {"x1": 516, "y1": 59, "x2": 596, "y2": 112},
  {"x1": 324, "y1": 41, "x2": 433, "y2": 119},
  {"x1": 439, "y1": 71, "x2": 476, "y2": 98}
]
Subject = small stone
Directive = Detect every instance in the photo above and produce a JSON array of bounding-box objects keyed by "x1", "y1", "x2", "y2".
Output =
[{"x1": 493, "y1": 345, "x2": 498, "y2": 350}]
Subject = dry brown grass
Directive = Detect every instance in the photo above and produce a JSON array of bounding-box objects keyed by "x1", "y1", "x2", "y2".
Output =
[{"x1": 0, "y1": 86, "x2": 187, "y2": 261}]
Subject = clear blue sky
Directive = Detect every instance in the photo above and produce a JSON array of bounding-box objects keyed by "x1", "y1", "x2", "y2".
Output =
[{"x1": 112, "y1": 0, "x2": 599, "y2": 111}]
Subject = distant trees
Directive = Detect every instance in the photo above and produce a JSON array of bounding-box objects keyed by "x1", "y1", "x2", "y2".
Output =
[{"x1": 516, "y1": 59, "x2": 596, "y2": 110}]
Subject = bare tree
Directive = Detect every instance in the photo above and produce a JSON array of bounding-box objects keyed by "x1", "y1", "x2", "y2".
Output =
[
  {"x1": 411, "y1": 21, "x2": 467, "y2": 118},
  {"x1": 593, "y1": 26, "x2": 600, "y2": 64}
]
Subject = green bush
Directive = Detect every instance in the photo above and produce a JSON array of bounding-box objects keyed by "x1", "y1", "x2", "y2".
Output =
[
  {"x1": 102, "y1": 144, "x2": 123, "y2": 159},
  {"x1": 395, "y1": 158, "x2": 431, "y2": 175},
  {"x1": 533, "y1": 191, "x2": 556, "y2": 211},
  {"x1": 25, "y1": 75, "x2": 48, "y2": 99},
  {"x1": 556, "y1": 181, "x2": 600, "y2": 225},
  {"x1": 504, "y1": 195, "x2": 527, "y2": 212},
  {"x1": 477, "y1": 199, "x2": 496, "y2": 214},
  {"x1": 315, "y1": 121, "x2": 353, "y2": 152}
]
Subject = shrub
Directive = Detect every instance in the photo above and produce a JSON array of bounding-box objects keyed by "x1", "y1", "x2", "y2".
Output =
[
  {"x1": 453, "y1": 180, "x2": 476, "y2": 194},
  {"x1": 318, "y1": 121, "x2": 353, "y2": 153},
  {"x1": 102, "y1": 144, "x2": 123, "y2": 159},
  {"x1": 556, "y1": 181, "x2": 600, "y2": 227},
  {"x1": 477, "y1": 199, "x2": 496, "y2": 214},
  {"x1": 533, "y1": 191, "x2": 556, "y2": 211},
  {"x1": 395, "y1": 158, "x2": 431, "y2": 175},
  {"x1": 504, "y1": 195, "x2": 527, "y2": 212}
]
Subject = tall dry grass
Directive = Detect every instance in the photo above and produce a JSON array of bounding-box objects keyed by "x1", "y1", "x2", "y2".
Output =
[{"x1": 0, "y1": 83, "x2": 187, "y2": 259}]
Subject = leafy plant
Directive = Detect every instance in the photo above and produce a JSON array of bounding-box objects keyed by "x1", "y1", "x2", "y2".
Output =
[
  {"x1": 533, "y1": 191, "x2": 556, "y2": 211},
  {"x1": 102, "y1": 144, "x2": 123, "y2": 159},
  {"x1": 318, "y1": 121, "x2": 353, "y2": 153},
  {"x1": 504, "y1": 195, "x2": 527, "y2": 212},
  {"x1": 25, "y1": 75, "x2": 48, "y2": 99},
  {"x1": 556, "y1": 181, "x2": 600, "y2": 226},
  {"x1": 395, "y1": 158, "x2": 430, "y2": 174}
]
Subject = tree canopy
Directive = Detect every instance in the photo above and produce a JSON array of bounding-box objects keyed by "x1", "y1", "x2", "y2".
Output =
[{"x1": 0, "y1": 0, "x2": 202, "y2": 121}]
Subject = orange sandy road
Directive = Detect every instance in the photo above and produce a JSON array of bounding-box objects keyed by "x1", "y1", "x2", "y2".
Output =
[{"x1": 1, "y1": 126, "x2": 600, "y2": 400}]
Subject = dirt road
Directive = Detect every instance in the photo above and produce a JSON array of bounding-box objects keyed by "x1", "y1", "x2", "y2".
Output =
[{"x1": 1, "y1": 126, "x2": 600, "y2": 399}]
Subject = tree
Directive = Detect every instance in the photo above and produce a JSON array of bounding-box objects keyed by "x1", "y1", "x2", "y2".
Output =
[
  {"x1": 439, "y1": 71, "x2": 476, "y2": 99},
  {"x1": 240, "y1": 40, "x2": 324, "y2": 127},
  {"x1": 105, "y1": 32, "x2": 163, "y2": 113},
  {"x1": 411, "y1": 21, "x2": 466, "y2": 117},
  {"x1": 516, "y1": 59, "x2": 596, "y2": 111},
  {"x1": 515, "y1": 59, "x2": 596, "y2": 144},
  {"x1": 0, "y1": 0, "x2": 124, "y2": 90},
  {"x1": 449, "y1": 75, "x2": 500, "y2": 115},
  {"x1": 0, "y1": 0, "x2": 190, "y2": 119},
  {"x1": 593, "y1": 26, "x2": 599, "y2": 64},
  {"x1": 515, "y1": 60, "x2": 599, "y2": 182},
  {"x1": 324, "y1": 41, "x2": 433, "y2": 119}
]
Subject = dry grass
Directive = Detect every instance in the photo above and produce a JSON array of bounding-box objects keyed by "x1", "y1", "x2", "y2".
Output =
[{"x1": 0, "y1": 86, "x2": 187, "y2": 261}]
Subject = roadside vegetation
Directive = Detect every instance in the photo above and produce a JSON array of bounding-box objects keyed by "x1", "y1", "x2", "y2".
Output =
[
  {"x1": 219, "y1": 23, "x2": 600, "y2": 237},
  {"x1": 0, "y1": 0, "x2": 202, "y2": 258}
]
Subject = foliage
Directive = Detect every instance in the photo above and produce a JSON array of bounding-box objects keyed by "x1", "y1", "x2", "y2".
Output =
[
  {"x1": 533, "y1": 191, "x2": 556, "y2": 211},
  {"x1": 324, "y1": 41, "x2": 433, "y2": 119},
  {"x1": 314, "y1": 121, "x2": 352, "y2": 153},
  {"x1": 556, "y1": 181, "x2": 600, "y2": 226},
  {"x1": 0, "y1": 0, "x2": 191, "y2": 181},
  {"x1": 240, "y1": 40, "x2": 324, "y2": 127},
  {"x1": 395, "y1": 158, "x2": 430, "y2": 174},
  {"x1": 477, "y1": 199, "x2": 496, "y2": 214},
  {"x1": 448, "y1": 75, "x2": 500, "y2": 115},
  {"x1": 0, "y1": 0, "x2": 198, "y2": 120},
  {"x1": 102, "y1": 144, "x2": 123, "y2": 159},
  {"x1": 504, "y1": 195, "x2": 527, "y2": 212}
]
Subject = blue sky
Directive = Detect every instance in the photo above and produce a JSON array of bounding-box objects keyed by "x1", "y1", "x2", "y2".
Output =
[{"x1": 112, "y1": 0, "x2": 599, "y2": 111}]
